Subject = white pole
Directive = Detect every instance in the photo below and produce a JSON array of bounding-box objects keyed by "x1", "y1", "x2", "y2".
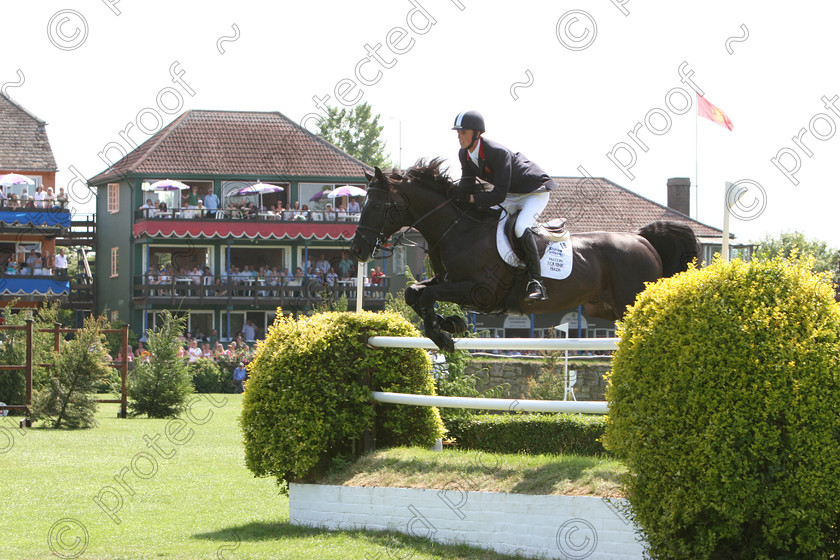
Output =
[
  {"x1": 371, "y1": 391, "x2": 608, "y2": 414},
  {"x1": 722, "y1": 181, "x2": 732, "y2": 262},
  {"x1": 367, "y1": 336, "x2": 618, "y2": 351},
  {"x1": 356, "y1": 261, "x2": 367, "y2": 313}
]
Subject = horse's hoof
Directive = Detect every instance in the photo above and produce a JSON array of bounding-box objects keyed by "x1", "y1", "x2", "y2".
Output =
[
  {"x1": 439, "y1": 315, "x2": 468, "y2": 334},
  {"x1": 429, "y1": 330, "x2": 455, "y2": 353}
]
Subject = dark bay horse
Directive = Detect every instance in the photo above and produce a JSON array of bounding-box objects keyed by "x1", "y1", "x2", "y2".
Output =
[{"x1": 351, "y1": 160, "x2": 699, "y2": 351}]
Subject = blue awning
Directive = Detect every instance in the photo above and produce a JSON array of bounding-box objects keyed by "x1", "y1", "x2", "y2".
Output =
[
  {"x1": 0, "y1": 210, "x2": 71, "y2": 228},
  {"x1": 0, "y1": 277, "x2": 69, "y2": 295}
]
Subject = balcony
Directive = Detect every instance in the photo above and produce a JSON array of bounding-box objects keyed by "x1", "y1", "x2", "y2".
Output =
[
  {"x1": 0, "y1": 273, "x2": 70, "y2": 301},
  {"x1": 133, "y1": 208, "x2": 360, "y2": 241},
  {"x1": 132, "y1": 275, "x2": 389, "y2": 308},
  {"x1": 0, "y1": 205, "x2": 71, "y2": 234}
]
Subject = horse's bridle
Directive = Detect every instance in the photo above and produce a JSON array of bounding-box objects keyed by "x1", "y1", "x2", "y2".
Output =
[{"x1": 356, "y1": 185, "x2": 456, "y2": 260}]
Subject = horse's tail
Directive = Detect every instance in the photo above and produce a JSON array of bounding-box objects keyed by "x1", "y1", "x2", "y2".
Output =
[{"x1": 636, "y1": 221, "x2": 700, "y2": 278}]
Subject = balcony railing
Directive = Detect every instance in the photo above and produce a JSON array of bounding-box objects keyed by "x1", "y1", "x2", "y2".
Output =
[
  {"x1": 134, "y1": 208, "x2": 360, "y2": 223},
  {"x1": 133, "y1": 274, "x2": 389, "y2": 307}
]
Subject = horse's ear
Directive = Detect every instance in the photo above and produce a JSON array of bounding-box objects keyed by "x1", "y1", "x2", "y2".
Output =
[
  {"x1": 364, "y1": 170, "x2": 374, "y2": 182},
  {"x1": 374, "y1": 167, "x2": 385, "y2": 181}
]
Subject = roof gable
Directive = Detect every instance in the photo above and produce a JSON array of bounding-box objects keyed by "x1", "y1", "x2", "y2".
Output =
[
  {"x1": 0, "y1": 93, "x2": 58, "y2": 172},
  {"x1": 89, "y1": 110, "x2": 372, "y2": 183}
]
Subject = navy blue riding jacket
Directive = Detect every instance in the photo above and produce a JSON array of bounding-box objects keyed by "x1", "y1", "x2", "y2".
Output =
[{"x1": 458, "y1": 137, "x2": 557, "y2": 210}]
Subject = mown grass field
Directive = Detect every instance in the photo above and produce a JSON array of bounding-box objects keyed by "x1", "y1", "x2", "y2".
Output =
[{"x1": 0, "y1": 395, "x2": 530, "y2": 559}]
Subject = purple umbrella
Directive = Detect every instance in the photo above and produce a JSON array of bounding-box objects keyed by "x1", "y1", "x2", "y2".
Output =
[
  {"x1": 327, "y1": 185, "x2": 368, "y2": 198},
  {"x1": 233, "y1": 183, "x2": 285, "y2": 196},
  {"x1": 145, "y1": 179, "x2": 190, "y2": 191}
]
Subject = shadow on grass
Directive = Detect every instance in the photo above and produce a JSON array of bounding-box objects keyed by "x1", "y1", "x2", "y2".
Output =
[{"x1": 194, "y1": 521, "x2": 526, "y2": 558}]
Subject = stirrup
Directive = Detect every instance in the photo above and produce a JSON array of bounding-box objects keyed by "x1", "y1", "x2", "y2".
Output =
[{"x1": 526, "y1": 280, "x2": 547, "y2": 301}]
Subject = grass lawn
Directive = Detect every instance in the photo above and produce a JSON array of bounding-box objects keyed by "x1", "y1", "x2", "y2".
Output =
[
  {"x1": 319, "y1": 446, "x2": 627, "y2": 497},
  {"x1": 0, "y1": 395, "x2": 526, "y2": 559}
]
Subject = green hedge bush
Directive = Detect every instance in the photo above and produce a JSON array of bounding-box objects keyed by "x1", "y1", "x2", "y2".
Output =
[
  {"x1": 190, "y1": 358, "x2": 224, "y2": 393},
  {"x1": 604, "y1": 257, "x2": 840, "y2": 559},
  {"x1": 240, "y1": 311, "x2": 445, "y2": 484},
  {"x1": 446, "y1": 413, "x2": 606, "y2": 456}
]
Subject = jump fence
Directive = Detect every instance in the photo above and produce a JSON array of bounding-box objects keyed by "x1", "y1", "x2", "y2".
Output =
[{"x1": 367, "y1": 336, "x2": 616, "y2": 415}]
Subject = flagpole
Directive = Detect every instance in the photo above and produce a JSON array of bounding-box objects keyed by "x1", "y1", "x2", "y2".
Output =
[{"x1": 694, "y1": 94, "x2": 699, "y2": 221}]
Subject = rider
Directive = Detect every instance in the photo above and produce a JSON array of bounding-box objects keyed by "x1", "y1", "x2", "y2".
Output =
[{"x1": 450, "y1": 110, "x2": 557, "y2": 301}]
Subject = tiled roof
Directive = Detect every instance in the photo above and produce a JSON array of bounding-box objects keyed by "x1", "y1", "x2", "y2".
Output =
[
  {"x1": 544, "y1": 177, "x2": 723, "y2": 238},
  {"x1": 89, "y1": 110, "x2": 372, "y2": 184},
  {"x1": 0, "y1": 93, "x2": 58, "y2": 172}
]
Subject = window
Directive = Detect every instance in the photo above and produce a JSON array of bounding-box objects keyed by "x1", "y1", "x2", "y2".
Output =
[
  {"x1": 110, "y1": 247, "x2": 119, "y2": 277},
  {"x1": 110, "y1": 310, "x2": 119, "y2": 323},
  {"x1": 107, "y1": 183, "x2": 120, "y2": 213}
]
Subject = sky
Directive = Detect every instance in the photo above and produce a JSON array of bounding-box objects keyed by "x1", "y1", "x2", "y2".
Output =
[{"x1": 3, "y1": 1, "x2": 840, "y2": 248}]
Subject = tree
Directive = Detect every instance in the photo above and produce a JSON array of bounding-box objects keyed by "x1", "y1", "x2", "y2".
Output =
[
  {"x1": 127, "y1": 310, "x2": 194, "y2": 418},
  {"x1": 752, "y1": 231, "x2": 839, "y2": 281},
  {"x1": 316, "y1": 103, "x2": 393, "y2": 168},
  {"x1": 33, "y1": 315, "x2": 112, "y2": 429}
]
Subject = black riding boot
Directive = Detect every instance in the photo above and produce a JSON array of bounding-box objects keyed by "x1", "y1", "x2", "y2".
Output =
[{"x1": 520, "y1": 228, "x2": 547, "y2": 301}]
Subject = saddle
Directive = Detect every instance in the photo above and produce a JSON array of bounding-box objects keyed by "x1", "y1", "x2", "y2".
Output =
[{"x1": 503, "y1": 211, "x2": 569, "y2": 260}]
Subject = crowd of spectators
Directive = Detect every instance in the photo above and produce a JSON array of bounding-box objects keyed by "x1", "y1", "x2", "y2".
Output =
[
  {"x1": 3, "y1": 247, "x2": 69, "y2": 277},
  {"x1": 0, "y1": 185, "x2": 69, "y2": 209},
  {"x1": 139, "y1": 189, "x2": 363, "y2": 222},
  {"x1": 124, "y1": 328, "x2": 258, "y2": 366},
  {"x1": 144, "y1": 251, "x2": 387, "y2": 295}
]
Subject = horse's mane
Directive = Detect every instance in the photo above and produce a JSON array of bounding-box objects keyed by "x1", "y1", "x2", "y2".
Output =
[{"x1": 388, "y1": 158, "x2": 454, "y2": 193}]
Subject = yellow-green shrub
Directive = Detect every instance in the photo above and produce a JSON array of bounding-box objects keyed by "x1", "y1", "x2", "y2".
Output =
[
  {"x1": 240, "y1": 311, "x2": 445, "y2": 484},
  {"x1": 604, "y1": 257, "x2": 840, "y2": 558}
]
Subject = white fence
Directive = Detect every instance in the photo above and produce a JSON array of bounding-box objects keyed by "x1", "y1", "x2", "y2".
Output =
[{"x1": 367, "y1": 336, "x2": 615, "y2": 414}]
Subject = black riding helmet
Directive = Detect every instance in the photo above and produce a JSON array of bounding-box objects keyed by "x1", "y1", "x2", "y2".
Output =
[{"x1": 452, "y1": 110, "x2": 485, "y2": 132}]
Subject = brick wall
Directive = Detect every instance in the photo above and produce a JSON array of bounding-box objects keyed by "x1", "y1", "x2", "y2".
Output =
[{"x1": 290, "y1": 483, "x2": 645, "y2": 559}]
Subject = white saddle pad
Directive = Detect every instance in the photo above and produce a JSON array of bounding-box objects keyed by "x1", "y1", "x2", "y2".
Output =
[{"x1": 496, "y1": 216, "x2": 573, "y2": 280}]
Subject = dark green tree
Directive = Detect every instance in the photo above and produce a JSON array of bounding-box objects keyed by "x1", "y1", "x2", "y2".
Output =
[
  {"x1": 752, "y1": 231, "x2": 839, "y2": 281},
  {"x1": 316, "y1": 103, "x2": 393, "y2": 168},
  {"x1": 33, "y1": 315, "x2": 112, "y2": 428},
  {"x1": 128, "y1": 310, "x2": 194, "y2": 418}
]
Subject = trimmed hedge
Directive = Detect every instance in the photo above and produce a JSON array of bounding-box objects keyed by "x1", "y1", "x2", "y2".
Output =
[
  {"x1": 446, "y1": 413, "x2": 606, "y2": 456},
  {"x1": 604, "y1": 257, "x2": 840, "y2": 559},
  {"x1": 240, "y1": 311, "x2": 445, "y2": 484}
]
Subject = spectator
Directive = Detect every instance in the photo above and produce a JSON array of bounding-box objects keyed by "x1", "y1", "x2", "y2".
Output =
[
  {"x1": 370, "y1": 266, "x2": 385, "y2": 285},
  {"x1": 232, "y1": 362, "x2": 247, "y2": 393},
  {"x1": 34, "y1": 185, "x2": 46, "y2": 207},
  {"x1": 57, "y1": 187, "x2": 68, "y2": 207},
  {"x1": 242, "y1": 320, "x2": 256, "y2": 342},
  {"x1": 54, "y1": 248, "x2": 68, "y2": 278},
  {"x1": 348, "y1": 197, "x2": 361, "y2": 213},
  {"x1": 157, "y1": 201, "x2": 170, "y2": 218},
  {"x1": 338, "y1": 250, "x2": 354, "y2": 278},
  {"x1": 325, "y1": 267, "x2": 338, "y2": 287},
  {"x1": 314, "y1": 254, "x2": 330, "y2": 277},
  {"x1": 203, "y1": 188, "x2": 220, "y2": 217},
  {"x1": 140, "y1": 199, "x2": 155, "y2": 217},
  {"x1": 201, "y1": 342, "x2": 212, "y2": 359},
  {"x1": 187, "y1": 339, "x2": 202, "y2": 362}
]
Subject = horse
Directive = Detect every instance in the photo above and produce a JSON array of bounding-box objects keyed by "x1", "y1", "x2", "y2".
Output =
[{"x1": 351, "y1": 160, "x2": 700, "y2": 351}]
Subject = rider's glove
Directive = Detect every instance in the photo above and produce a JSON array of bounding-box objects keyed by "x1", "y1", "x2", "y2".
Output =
[{"x1": 450, "y1": 183, "x2": 472, "y2": 204}]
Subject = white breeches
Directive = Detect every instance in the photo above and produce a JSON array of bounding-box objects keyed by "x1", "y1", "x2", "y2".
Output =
[{"x1": 499, "y1": 191, "x2": 550, "y2": 237}]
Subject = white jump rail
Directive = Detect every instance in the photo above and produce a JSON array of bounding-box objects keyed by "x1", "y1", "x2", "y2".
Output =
[
  {"x1": 367, "y1": 336, "x2": 619, "y2": 352},
  {"x1": 371, "y1": 391, "x2": 609, "y2": 414}
]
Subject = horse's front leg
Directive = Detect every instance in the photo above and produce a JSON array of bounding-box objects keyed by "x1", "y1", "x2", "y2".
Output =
[{"x1": 417, "y1": 280, "x2": 478, "y2": 352}]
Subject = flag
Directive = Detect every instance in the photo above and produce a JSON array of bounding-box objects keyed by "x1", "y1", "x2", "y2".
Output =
[{"x1": 697, "y1": 94, "x2": 734, "y2": 131}]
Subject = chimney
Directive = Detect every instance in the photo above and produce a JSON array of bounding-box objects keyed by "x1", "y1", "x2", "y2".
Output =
[{"x1": 667, "y1": 177, "x2": 691, "y2": 216}]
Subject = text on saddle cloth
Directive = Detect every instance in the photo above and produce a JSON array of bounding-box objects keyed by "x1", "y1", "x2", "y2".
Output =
[{"x1": 495, "y1": 215, "x2": 573, "y2": 280}]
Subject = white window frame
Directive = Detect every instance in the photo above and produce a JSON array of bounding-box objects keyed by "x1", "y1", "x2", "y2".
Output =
[{"x1": 107, "y1": 183, "x2": 120, "y2": 213}]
